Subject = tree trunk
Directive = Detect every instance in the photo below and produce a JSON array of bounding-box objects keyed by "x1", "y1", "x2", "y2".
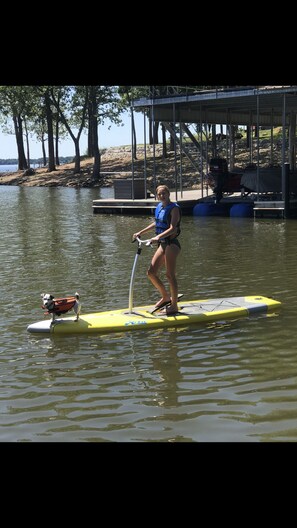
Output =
[
  {"x1": 73, "y1": 138, "x2": 81, "y2": 173},
  {"x1": 89, "y1": 90, "x2": 100, "y2": 181},
  {"x1": 93, "y1": 146, "x2": 101, "y2": 180},
  {"x1": 87, "y1": 103, "x2": 93, "y2": 157},
  {"x1": 45, "y1": 92, "x2": 56, "y2": 172},
  {"x1": 92, "y1": 116, "x2": 101, "y2": 180},
  {"x1": 13, "y1": 115, "x2": 28, "y2": 170},
  {"x1": 55, "y1": 119, "x2": 60, "y2": 166},
  {"x1": 41, "y1": 133, "x2": 47, "y2": 166}
]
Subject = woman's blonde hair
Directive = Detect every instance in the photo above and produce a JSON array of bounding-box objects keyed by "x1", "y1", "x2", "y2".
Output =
[{"x1": 156, "y1": 185, "x2": 170, "y2": 197}]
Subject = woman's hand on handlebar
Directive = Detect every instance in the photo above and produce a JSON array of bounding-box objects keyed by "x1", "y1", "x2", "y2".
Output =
[{"x1": 132, "y1": 232, "x2": 140, "y2": 241}]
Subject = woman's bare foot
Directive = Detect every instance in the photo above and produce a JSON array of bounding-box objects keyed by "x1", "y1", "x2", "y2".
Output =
[
  {"x1": 155, "y1": 297, "x2": 171, "y2": 309},
  {"x1": 160, "y1": 305, "x2": 179, "y2": 316}
]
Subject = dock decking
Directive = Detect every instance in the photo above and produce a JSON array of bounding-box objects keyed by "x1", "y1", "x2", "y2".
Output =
[{"x1": 92, "y1": 189, "x2": 203, "y2": 215}]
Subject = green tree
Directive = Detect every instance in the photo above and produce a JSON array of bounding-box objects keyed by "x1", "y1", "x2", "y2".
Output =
[
  {"x1": 0, "y1": 86, "x2": 37, "y2": 170},
  {"x1": 118, "y1": 86, "x2": 150, "y2": 158},
  {"x1": 87, "y1": 86, "x2": 124, "y2": 181}
]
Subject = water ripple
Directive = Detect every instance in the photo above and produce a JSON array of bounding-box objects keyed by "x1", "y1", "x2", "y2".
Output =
[{"x1": 0, "y1": 190, "x2": 296, "y2": 441}]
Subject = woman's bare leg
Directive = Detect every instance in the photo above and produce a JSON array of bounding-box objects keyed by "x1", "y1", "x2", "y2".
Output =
[
  {"x1": 164, "y1": 244, "x2": 180, "y2": 312},
  {"x1": 147, "y1": 245, "x2": 170, "y2": 305}
]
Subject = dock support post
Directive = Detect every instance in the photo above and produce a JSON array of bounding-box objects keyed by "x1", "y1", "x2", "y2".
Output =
[{"x1": 283, "y1": 162, "x2": 290, "y2": 218}]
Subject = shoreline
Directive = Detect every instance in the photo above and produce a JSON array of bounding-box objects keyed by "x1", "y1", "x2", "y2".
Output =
[
  {"x1": 0, "y1": 141, "x2": 281, "y2": 190},
  {"x1": 0, "y1": 158, "x2": 105, "y2": 188},
  {"x1": 0, "y1": 145, "x2": 199, "y2": 190}
]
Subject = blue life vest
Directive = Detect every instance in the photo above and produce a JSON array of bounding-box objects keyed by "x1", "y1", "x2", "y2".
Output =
[{"x1": 155, "y1": 202, "x2": 181, "y2": 240}]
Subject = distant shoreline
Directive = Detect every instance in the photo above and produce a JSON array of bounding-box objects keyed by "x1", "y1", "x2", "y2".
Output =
[{"x1": 0, "y1": 156, "x2": 73, "y2": 166}]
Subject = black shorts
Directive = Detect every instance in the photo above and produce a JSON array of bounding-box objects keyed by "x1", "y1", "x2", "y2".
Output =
[{"x1": 159, "y1": 238, "x2": 181, "y2": 250}]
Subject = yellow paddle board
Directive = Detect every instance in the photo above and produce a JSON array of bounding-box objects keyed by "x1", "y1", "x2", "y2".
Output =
[{"x1": 27, "y1": 295, "x2": 281, "y2": 336}]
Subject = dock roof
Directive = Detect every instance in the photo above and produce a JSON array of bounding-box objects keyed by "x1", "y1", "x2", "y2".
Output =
[{"x1": 133, "y1": 86, "x2": 297, "y2": 126}]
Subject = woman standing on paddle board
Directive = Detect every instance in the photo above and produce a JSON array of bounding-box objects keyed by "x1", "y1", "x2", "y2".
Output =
[{"x1": 133, "y1": 185, "x2": 181, "y2": 315}]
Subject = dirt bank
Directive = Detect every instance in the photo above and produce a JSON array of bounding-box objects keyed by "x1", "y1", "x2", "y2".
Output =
[
  {"x1": 0, "y1": 145, "x2": 200, "y2": 190},
  {"x1": 0, "y1": 141, "x2": 281, "y2": 190}
]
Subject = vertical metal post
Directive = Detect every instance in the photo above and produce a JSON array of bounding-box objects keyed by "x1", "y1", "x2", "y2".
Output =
[
  {"x1": 226, "y1": 109, "x2": 229, "y2": 165},
  {"x1": 144, "y1": 110, "x2": 147, "y2": 198},
  {"x1": 173, "y1": 103, "x2": 178, "y2": 201},
  {"x1": 179, "y1": 120, "x2": 183, "y2": 198},
  {"x1": 281, "y1": 94, "x2": 287, "y2": 203},
  {"x1": 289, "y1": 111, "x2": 296, "y2": 171},
  {"x1": 229, "y1": 114, "x2": 233, "y2": 171},
  {"x1": 200, "y1": 106, "x2": 204, "y2": 197},
  {"x1": 270, "y1": 109, "x2": 274, "y2": 165},
  {"x1": 256, "y1": 94, "x2": 260, "y2": 200},
  {"x1": 250, "y1": 111, "x2": 253, "y2": 164},
  {"x1": 128, "y1": 244, "x2": 142, "y2": 313},
  {"x1": 131, "y1": 105, "x2": 134, "y2": 200},
  {"x1": 151, "y1": 99, "x2": 156, "y2": 194},
  {"x1": 205, "y1": 111, "x2": 209, "y2": 188},
  {"x1": 283, "y1": 162, "x2": 290, "y2": 218}
]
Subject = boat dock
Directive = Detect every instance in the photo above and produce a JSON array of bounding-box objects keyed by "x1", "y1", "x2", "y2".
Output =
[
  {"x1": 92, "y1": 189, "x2": 203, "y2": 215},
  {"x1": 92, "y1": 188, "x2": 297, "y2": 218}
]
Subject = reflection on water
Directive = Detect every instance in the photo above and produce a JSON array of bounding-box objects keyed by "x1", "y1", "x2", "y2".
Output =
[{"x1": 0, "y1": 186, "x2": 297, "y2": 441}]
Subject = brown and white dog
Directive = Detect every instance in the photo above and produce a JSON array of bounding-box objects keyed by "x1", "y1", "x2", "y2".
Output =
[{"x1": 41, "y1": 292, "x2": 81, "y2": 321}]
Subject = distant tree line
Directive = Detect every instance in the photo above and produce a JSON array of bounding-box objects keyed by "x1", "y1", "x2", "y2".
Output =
[{"x1": 0, "y1": 86, "x2": 209, "y2": 181}]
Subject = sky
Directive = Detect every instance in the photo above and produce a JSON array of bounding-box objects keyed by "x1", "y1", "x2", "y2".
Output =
[{"x1": 0, "y1": 110, "x2": 147, "y2": 160}]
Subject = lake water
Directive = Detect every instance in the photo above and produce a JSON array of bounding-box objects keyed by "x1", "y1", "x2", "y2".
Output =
[
  {"x1": 0, "y1": 164, "x2": 41, "y2": 173},
  {"x1": 0, "y1": 185, "x2": 296, "y2": 442},
  {"x1": 0, "y1": 164, "x2": 18, "y2": 173}
]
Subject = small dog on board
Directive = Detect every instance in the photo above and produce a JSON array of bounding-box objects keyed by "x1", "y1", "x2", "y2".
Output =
[{"x1": 41, "y1": 292, "x2": 81, "y2": 321}]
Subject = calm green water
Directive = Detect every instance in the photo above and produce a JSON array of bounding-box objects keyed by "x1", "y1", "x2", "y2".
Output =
[{"x1": 0, "y1": 185, "x2": 296, "y2": 442}]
